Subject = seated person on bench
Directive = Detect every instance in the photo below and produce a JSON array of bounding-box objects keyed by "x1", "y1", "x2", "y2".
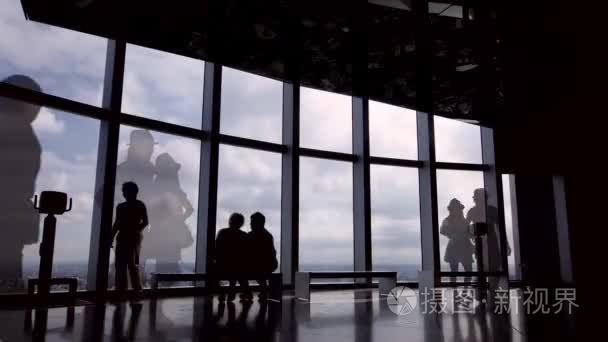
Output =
[
  {"x1": 215, "y1": 213, "x2": 252, "y2": 301},
  {"x1": 248, "y1": 212, "x2": 278, "y2": 301}
]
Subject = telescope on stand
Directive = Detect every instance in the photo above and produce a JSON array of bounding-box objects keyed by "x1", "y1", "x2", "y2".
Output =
[{"x1": 32, "y1": 191, "x2": 72, "y2": 301}]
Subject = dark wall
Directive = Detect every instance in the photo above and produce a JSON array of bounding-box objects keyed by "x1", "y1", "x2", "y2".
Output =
[
  {"x1": 512, "y1": 176, "x2": 561, "y2": 284},
  {"x1": 495, "y1": 0, "x2": 604, "y2": 332}
]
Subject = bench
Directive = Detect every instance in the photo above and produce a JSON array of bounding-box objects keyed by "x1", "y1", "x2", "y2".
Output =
[
  {"x1": 295, "y1": 271, "x2": 397, "y2": 301},
  {"x1": 150, "y1": 272, "x2": 283, "y2": 300},
  {"x1": 27, "y1": 277, "x2": 78, "y2": 296}
]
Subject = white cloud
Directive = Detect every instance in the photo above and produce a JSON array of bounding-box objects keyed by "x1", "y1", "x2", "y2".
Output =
[
  {"x1": 0, "y1": 0, "x2": 106, "y2": 105},
  {"x1": 32, "y1": 108, "x2": 65, "y2": 134},
  {"x1": 121, "y1": 44, "x2": 205, "y2": 127},
  {"x1": 300, "y1": 87, "x2": 352, "y2": 153}
]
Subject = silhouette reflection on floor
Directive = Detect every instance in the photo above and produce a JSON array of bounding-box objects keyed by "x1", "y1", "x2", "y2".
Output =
[{"x1": 0, "y1": 288, "x2": 578, "y2": 342}]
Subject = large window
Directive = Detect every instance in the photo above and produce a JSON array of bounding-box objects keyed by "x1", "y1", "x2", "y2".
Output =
[
  {"x1": 0, "y1": 96, "x2": 100, "y2": 293},
  {"x1": 220, "y1": 67, "x2": 283, "y2": 143},
  {"x1": 0, "y1": 3, "x2": 512, "y2": 290},
  {"x1": 300, "y1": 87, "x2": 352, "y2": 153},
  {"x1": 299, "y1": 157, "x2": 353, "y2": 272},
  {"x1": 216, "y1": 145, "x2": 282, "y2": 263},
  {"x1": 0, "y1": 0, "x2": 106, "y2": 106},
  {"x1": 113, "y1": 126, "x2": 201, "y2": 287},
  {"x1": 370, "y1": 165, "x2": 420, "y2": 280},
  {"x1": 122, "y1": 44, "x2": 205, "y2": 128}
]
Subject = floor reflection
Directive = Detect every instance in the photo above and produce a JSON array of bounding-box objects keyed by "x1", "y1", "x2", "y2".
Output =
[{"x1": 0, "y1": 289, "x2": 577, "y2": 341}]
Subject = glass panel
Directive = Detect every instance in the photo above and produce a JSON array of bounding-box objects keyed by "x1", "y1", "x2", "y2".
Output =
[
  {"x1": 220, "y1": 67, "x2": 282, "y2": 143},
  {"x1": 1, "y1": 96, "x2": 100, "y2": 293},
  {"x1": 369, "y1": 101, "x2": 417, "y2": 159},
  {"x1": 0, "y1": 0, "x2": 107, "y2": 106},
  {"x1": 436, "y1": 170, "x2": 484, "y2": 272},
  {"x1": 216, "y1": 145, "x2": 282, "y2": 268},
  {"x1": 113, "y1": 126, "x2": 201, "y2": 288},
  {"x1": 300, "y1": 87, "x2": 352, "y2": 153},
  {"x1": 434, "y1": 116, "x2": 482, "y2": 164},
  {"x1": 371, "y1": 165, "x2": 420, "y2": 281},
  {"x1": 502, "y1": 174, "x2": 519, "y2": 279},
  {"x1": 300, "y1": 157, "x2": 353, "y2": 273},
  {"x1": 122, "y1": 44, "x2": 205, "y2": 128}
]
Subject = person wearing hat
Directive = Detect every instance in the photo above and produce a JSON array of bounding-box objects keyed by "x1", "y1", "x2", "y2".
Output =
[
  {"x1": 142, "y1": 153, "x2": 194, "y2": 280},
  {"x1": 116, "y1": 129, "x2": 156, "y2": 204},
  {"x1": 440, "y1": 198, "x2": 474, "y2": 295},
  {"x1": 0, "y1": 75, "x2": 42, "y2": 291}
]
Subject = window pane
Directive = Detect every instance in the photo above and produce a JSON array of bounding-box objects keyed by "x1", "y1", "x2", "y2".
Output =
[
  {"x1": 299, "y1": 157, "x2": 353, "y2": 272},
  {"x1": 1, "y1": 96, "x2": 100, "y2": 293},
  {"x1": 369, "y1": 101, "x2": 417, "y2": 159},
  {"x1": 434, "y1": 116, "x2": 482, "y2": 164},
  {"x1": 216, "y1": 145, "x2": 282, "y2": 265},
  {"x1": 113, "y1": 126, "x2": 201, "y2": 288},
  {"x1": 220, "y1": 67, "x2": 282, "y2": 143},
  {"x1": 371, "y1": 165, "x2": 420, "y2": 281},
  {"x1": 0, "y1": 0, "x2": 106, "y2": 106},
  {"x1": 300, "y1": 87, "x2": 352, "y2": 153},
  {"x1": 122, "y1": 44, "x2": 205, "y2": 128},
  {"x1": 436, "y1": 170, "x2": 484, "y2": 272}
]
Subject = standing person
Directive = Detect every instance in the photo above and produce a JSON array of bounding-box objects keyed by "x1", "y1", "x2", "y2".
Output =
[
  {"x1": 110, "y1": 129, "x2": 156, "y2": 286},
  {"x1": 142, "y1": 153, "x2": 194, "y2": 279},
  {"x1": 466, "y1": 188, "x2": 511, "y2": 272},
  {"x1": 215, "y1": 213, "x2": 252, "y2": 301},
  {"x1": 110, "y1": 182, "x2": 149, "y2": 300},
  {"x1": 440, "y1": 198, "x2": 474, "y2": 298},
  {"x1": 0, "y1": 75, "x2": 42, "y2": 292},
  {"x1": 248, "y1": 212, "x2": 278, "y2": 301}
]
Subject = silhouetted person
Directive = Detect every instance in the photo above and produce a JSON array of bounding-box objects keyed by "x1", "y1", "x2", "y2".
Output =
[
  {"x1": 466, "y1": 188, "x2": 511, "y2": 272},
  {"x1": 440, "y1": 198, "x2": 474, "y2": 297},
  {"x1": 110, "y1": 129, "x2": 156, "y2": 286},
  {"x1": 111, "y1": 302, "x2": 143, "y2": 342},
  {"x1": 0, "y1": 75, "x2": 42, "y2": 291},
  {"x1": 142, "y1": 153, "x2": 194, "y2": 279},
  {"x1": 215, "y1": 213, "x2": 252, "y2": 301},
  {"x1": 111, "y1": 182, "x2": 149, "y2": 299},
  {"x1": 248, "y1": 212, "x2": 278, "y2": 301}
]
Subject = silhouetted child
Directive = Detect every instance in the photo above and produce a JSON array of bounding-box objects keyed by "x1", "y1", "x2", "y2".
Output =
[
  {"x1": 248, "y1": 212, "x2": 278, "y2": 301},
  {"x1": 215, "y1": 213, "x2": 252, "y2": 301},
  {"x1": 111, "y1": 182, "x2": 149, "y2": 299}
]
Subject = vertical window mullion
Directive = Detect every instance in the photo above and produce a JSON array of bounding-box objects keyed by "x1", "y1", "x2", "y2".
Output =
[
  {"x1": 352, "y1": 97, "x2": 372, "y2": 272},
  {"x1": 89, "y1": 39, "x2": 125, "y2": 292},
  {"x1": 281, "y1": 83, "x2": 299, "y2": 286},
  {"x1": 195, "y1": 63, "x2": 222, "y2": 274}
]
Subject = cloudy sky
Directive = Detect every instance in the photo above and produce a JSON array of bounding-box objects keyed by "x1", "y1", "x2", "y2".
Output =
[{"x1": 0, "y1": 0, "x2": 516, "y2": 283}]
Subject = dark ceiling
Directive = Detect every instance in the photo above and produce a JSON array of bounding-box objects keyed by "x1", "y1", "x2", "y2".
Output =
[{"x1": 20, "y1": 0, "x2": 503, "y2": 125}]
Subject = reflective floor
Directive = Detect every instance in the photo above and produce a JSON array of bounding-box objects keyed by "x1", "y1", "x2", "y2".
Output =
[{"x1": 0, "y1": 289, "x2": 576, "y2": 341}]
